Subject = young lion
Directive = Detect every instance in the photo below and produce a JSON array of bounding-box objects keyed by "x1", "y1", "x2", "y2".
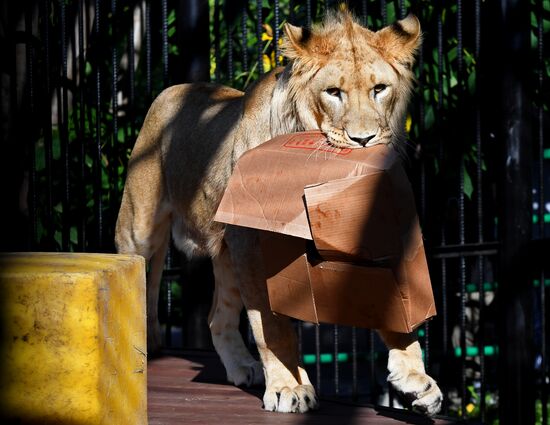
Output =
[{"x1": 115, "y1": 10, "x2": 443, "y2": 415}]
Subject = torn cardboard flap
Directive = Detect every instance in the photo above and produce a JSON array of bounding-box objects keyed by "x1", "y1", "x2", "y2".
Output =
[
  {"x1": 214, "y1": 131, "x2": 400, "y2": 240},
  {"x1": 215, "y1": 131, "x2": 436, "y2": 332}
]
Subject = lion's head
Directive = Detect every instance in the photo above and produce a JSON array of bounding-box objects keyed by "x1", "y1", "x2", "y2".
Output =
[{"x1": 274, "y1": 9, "x2": 421, "y2": 149}]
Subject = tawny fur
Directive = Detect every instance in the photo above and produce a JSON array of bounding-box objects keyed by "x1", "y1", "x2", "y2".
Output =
[{"x1": 115, "y1": 10, "x2": 442, "y2": 415}]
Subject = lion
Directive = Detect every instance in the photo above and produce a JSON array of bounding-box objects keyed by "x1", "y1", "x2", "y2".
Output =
[{"x1": 115, "y1": 10, "x2": 443, "y2": 415}]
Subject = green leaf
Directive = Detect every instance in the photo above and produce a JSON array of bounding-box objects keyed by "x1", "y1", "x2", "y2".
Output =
[
  {"x1": 424, "y1": 105, "x2": 435, "y2": 130},
  {"x1": 463, "y1": 164, "x2": 473, "y2": 199},
  {"x1": 117, "y1": 128, "x2": 126, "y2": 143},
  {"x1": 468, "y1": 72, "x2": 476, "y2": 94},
  {"x1": 85, "y1": 154, "x2": 93, "y2": 168},
  {"x1": 167, "y1": 9, "x2": 176, "y2": 26},
  {"x1": 54, "y1": 231, "x2": 62, "y2": 249},
  {"x1": 386, "y1": 2, "x2": 396, "y2": 24},
  {"x1": 449, "y1": 72, "x2": 458, "y2": 89},
  {"x1": 447, "y1": 46, "x2": 457, "y2": 63},
  {"x1": 70, "y1": 226, "x2": 78, "y2": 246}
]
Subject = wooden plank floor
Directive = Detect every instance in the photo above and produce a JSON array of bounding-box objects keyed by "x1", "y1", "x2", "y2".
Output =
[{"x1": 148, "y1": 351, "x2": 459, "y2": 425}]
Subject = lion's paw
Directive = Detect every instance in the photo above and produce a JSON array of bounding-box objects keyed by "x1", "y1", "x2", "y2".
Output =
[
  {"x1": 263, "y1": 384, "x2": 319, "y2": 413},
  {"x1": 388, "y1": 370, "x2": 443, "y2": 416},
  {"x1": 227, "y1": 360, "x2": 264, "y2": 387}
]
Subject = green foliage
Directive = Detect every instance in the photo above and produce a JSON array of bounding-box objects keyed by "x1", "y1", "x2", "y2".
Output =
[{"x1": 32, "y1": 0, "x2": 177, "y2": 251}]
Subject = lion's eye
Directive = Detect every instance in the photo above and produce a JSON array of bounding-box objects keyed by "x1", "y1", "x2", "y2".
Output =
[
  {"x1": 373, "y1": 84, "x2": 387, "y2": 94},
  {"x1": 325, "y1": 87, "x2": 342, "y2": 98}
]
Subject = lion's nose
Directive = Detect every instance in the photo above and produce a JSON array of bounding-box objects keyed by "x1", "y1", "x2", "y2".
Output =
[{"x1": 349, "y1": 134, "x2": 376, "y2": 146}]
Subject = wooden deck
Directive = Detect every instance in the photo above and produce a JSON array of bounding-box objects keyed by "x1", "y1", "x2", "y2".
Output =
[{"x1": 148, "y1": 351, "x2": 459, "y2": 425}]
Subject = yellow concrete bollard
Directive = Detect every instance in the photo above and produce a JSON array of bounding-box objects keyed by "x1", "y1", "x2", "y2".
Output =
[{"x1": 0, "y1": 253, "x2": 147, "y2": 425}]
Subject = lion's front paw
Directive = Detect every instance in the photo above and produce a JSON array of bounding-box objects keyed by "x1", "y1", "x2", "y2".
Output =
[
  {"x1": 227, "y1": 360, "x2": 264, "y2": 387},
  {"x1": 263, "y1": 384, "x2": 319, "y2": 413},
  {"x1": 388, "y1": 370, "x2": 443, "y2": 416}
]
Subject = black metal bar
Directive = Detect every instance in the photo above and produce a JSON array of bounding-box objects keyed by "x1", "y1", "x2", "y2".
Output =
[
  {"x1": 456, "y1": 0, "x2": 467, "y2": 418},
  {"x1": 41, "y1": 0, "x2": 54, "y2": 249},
  {"x1": 537, "y1": 1, "x2": 547, "y2": 423},
  {"x1": 165, "y1": 280, "x2": 172, "y2": 347},
  {"x1": 380, "y1": 0, "x2": 387, "y2": 26},
  {"x1": 95, "y1": 0, "x2": 103, "y2": 249},
  {"x1": 70, "y1": 2, "x2": 78, "y2": 204},
  {"x1": 78, "y1": 0, "x2": 87, "y2": 251},
  {"x1": 165, "y1": 245, "x2": 172, "y2": 347},
  {"x1": 417, "y1": 16, "x2": 429, "y2": 377},
  {"x1": 128, "y1": 1, "x2": 136, "y2": 142},
  {"x1": 161, "y1": 0, "x2": 169, "y2": 87},
  {"x1": 227, "y1": 21, "x2": 234, "y2": 82},
  {"x1": 495, "y1": 0, "x2": 535, "y2": 423},
  {"x1": 213, "y1": 0, "x2": 221, "y2": 81},
  {"x1": 175, "y1": 0, "x2": 210, "y2": 84},
  {"x1": 369, "y1": 329, "x2": 375, "y2": 404},
  {"x1": 297, "y1": 321, "x2": 303, "y2": 363},
  {"x1": 474, "y1": 0, "x2": 486, "y2": 420},
  {"x1": 145, "y1": 0, "x2": 152, "y2": 99},
  {"x1": 29, "y1": 13, "x2": 37, "y2": 249},
  {"x1": 361, "y1": 0, "x2": 367, "y2": 26},
  {"x1": 274, "y1": 0, "x2": 280, "y2": 66},
  {"x1": 300, "y1": 320, "x2": 304, "y2": 363},
  {"x1": 436, "y1": 9, "x2": 449, "y2": 397},
  {"x1": 440, "y1": 258, "x2": 448, "y2": 415},
  {"x1": 429, "y1": 243, "x2": 499, "y2": 259},
  {"x1": 315, "y1": 324, "x2": 321, "y2": 395},
  {"x1": 398, "y1": 0, "x2": 406, "y2": 19},
  {"x1": 334, "y1": 324, "x2": 339, "y2": 395},
  {"x1": 59, "y1": 0, "x2": 70, "y2": 251},
  {"x1": 111, "y1": 0, "x2": 118, "y2": 227},
  {"x1": 424, "y1": 323, "x2": 430, "y2": 373},
  {"x1": 256, "y1": 0, "x2": 263, "y2": 74},
  {"x1": 25, "y1": 3, "x2": 36, "y2": 249},
  {"x1": 306, "y1": 0, "x2": 311, "y2": 28},
  {"x1": 241, "y1": 6, "x2": 248, "y2": 73},
  {"x1": 459, "y1": 255, "x2": 467, "y2": 419},
  {"x1": 352, "y1": 326, "x2": 358, "y2": 401}
]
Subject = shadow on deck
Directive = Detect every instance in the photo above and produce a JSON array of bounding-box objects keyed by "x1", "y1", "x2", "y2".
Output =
[{"x1": 148, "y1": 351, "x2": 464, "y2": 425}]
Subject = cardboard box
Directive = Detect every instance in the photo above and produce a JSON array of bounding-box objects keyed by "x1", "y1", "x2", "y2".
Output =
[{"x1": 215, "y1": 131, "x2": 436, "y2": 332}]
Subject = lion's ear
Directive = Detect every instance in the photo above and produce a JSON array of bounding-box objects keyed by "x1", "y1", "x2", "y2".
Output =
[
  {"x1": 375, "y1": 14, "x2": 422, "y2": 67},
  {"x1": 282, "y1": 23, "x2": 313, "y2": 60}
]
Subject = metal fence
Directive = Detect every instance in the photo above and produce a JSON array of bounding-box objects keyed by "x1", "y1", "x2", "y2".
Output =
[{"x1": 1, "y1": 0, "x2": 549, "y2": 423}]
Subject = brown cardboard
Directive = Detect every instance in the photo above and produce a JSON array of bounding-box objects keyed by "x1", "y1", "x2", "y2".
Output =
[
  {"x1": 214, "y1": 131, "x2": 398, "y2": 240},
  {"x1": 304, "y1": 172, "x2": 401, "y2": 261},
  {"x1": 215, "y1": 131, "x2": 436, "y2": 332}
]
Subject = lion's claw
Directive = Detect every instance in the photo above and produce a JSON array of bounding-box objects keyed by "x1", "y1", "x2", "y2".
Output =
[{"x1": 263, "y1": 384, "x2": 319, "y2": 413}]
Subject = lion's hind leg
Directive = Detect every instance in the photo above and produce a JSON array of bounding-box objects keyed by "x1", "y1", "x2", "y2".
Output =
[
  {"x1": 378, "y1": 330, "x2": 443, "y2": 416},
  {"x1": 209, "y1": 243, "x2": 264, "y2": 387},
  {"x1": 115, "y1": 210, "x2": 171, "y2": 354}
]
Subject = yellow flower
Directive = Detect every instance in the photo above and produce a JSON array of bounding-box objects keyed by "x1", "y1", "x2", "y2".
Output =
[
  {"x1": 263, "y1": 54, "x2": 272, "y2": 71},
  {"x1": 262, "y1": 23, "x2": 274, "y2": 41},
  {"x1": 466, "y1": 403, "x2": 475, "y2": 414},
  {"x1": 405, "y1": 113, "x2": 412, "y2": 133}
]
